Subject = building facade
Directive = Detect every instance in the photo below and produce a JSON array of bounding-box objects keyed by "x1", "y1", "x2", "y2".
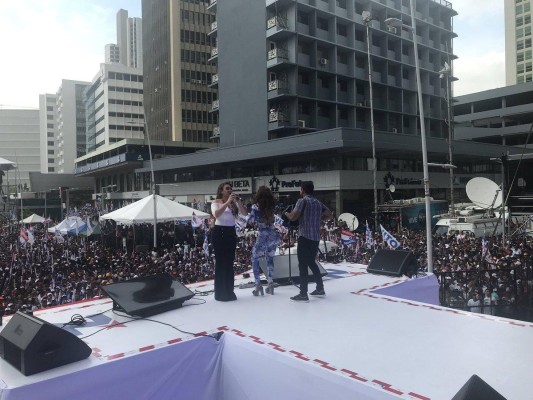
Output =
[
  {"x1": 39, "y1": 94, "x2": 57, "y2": 173},
  {"x1": 210, "y1": 0, "x2": 456, "y2": 146},
  {"x1": 105, "y1": 43, "x2": 121, "y2": 64},
  {"x1": 0, "y1": 109, "x2": 40, "y2": 190},
  {"x1": 117, "y1": 9, "x2": 144, "y2": 69},
  {"x1": 141, "y1": 0, "x2": 218, "y2": 143},
  {"x1": 505, "y1": 0, "x2": 533, "y2": 85}
]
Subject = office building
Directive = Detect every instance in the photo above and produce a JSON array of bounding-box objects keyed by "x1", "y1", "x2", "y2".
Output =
[
  {"x1": 141, "y1": 0, "x2": 218, "y2": 143},
  {"x1": 505, "y1": 0, "x2": 533, "y2": 85},
  {"x1": 117, "y1": 9, "x2": 144, "y2": 69},
  {"x1": 0, "y1": 109, "x2": 40, "y2": 190},
  {"x1": 39, "y1": 80, "x2": 91, "y2": 174},
  {"x1": 105, "y1": 43, "x2": 121, "y2": 64}
]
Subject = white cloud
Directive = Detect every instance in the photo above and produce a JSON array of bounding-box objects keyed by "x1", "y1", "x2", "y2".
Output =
[
  {"x1": 0, "y1": 1, "x2": 118, "y2": 108},
  {"x1": 453, "y1": 51, "x2": 506, "y2": 96}
]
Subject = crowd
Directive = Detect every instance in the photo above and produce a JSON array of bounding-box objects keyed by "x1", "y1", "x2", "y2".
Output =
[{"x1": 0, "y1": 202, "x2": 532, "y2": 318}]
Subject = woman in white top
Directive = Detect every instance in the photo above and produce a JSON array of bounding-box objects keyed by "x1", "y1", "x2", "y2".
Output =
[{"x1": 211, "y1": 182, "x2": 247, "y2": 301}]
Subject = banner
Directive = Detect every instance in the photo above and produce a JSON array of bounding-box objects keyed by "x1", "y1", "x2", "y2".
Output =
[{"x1": 380, "y1": 224, "x2": 400, "y2": 250}]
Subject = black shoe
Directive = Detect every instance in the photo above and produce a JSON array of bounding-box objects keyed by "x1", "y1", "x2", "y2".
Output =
[
  {"x1": 290, "y1": 294, "x2": 309, "y2": 302},
  {"x1": 310, "y1": 288, "x2": 326, "y2": 296}
]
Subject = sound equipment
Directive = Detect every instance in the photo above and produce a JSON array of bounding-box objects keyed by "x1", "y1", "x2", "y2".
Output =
[
  {"x1": 367, "y1": 249, "x2": 419, "y2": 278},
  {"x1": 452, "y1": 375, "x2": 506, "y2": 400},
  {"x1": 101, "y1": 273, "x2": 195, "y2": 318},
  {"x1": 0, "y1": 311, "x2": 92, "y2": 376},
  {"x1": 259, "y1": 254, "x2": 327, "y2": 284}
]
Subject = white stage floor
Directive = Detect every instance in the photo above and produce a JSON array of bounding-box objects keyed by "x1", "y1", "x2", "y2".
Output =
[{"x1": 0, "y1": 262, "x2": 531, "y2": 399}]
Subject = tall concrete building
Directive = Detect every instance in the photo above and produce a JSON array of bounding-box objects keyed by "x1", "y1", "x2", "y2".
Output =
[
  {"x1": 39, "y1": 80, "x2": 91, "y2": 174},
  {"x1": 505, "y1": 0, "x2": 533, "y2": 85},
  {"x1": 0, "y1": 109, "x2": 40, "y2": 190},
  {"x1": 117, "y1": 9, "x2": 144, "y2": 69},
  {"x1": 38, "y1": 94, "x2": 57, "y2": 173},
  {"x1": 142, "y1": 0, "x2": 217, "y2": 143},
  {"x1": 105, "y1": 43, "x2": 121, "y2": 64},
  {"x1": 107, "y1": 9, "x2": 143, "y2": 68},
  {"x1": 210, "y1": 0, "x2": 456, "y2": 148},
  {"x1": 84, "y1": 63, "x2": 145, "y2": 152}
]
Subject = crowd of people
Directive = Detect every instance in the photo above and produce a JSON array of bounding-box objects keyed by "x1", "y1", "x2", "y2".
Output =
[{"x1": 0, "y1": 183, "x2": 532, "y2": 318}]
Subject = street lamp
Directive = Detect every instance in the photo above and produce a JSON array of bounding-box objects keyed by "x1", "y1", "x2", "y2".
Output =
[
  {"x1": 129, "y1": 116, "x2": 157, "y2": 248},
  {"x1": 439, "y1": 61, "x2": 455, "y2": 217},
  {"x1": 362, "y1": 11, "x2": 379, "y2": 231},
  {"x1": 386, "y1": 2, "x2": 433, "y2": 273}
]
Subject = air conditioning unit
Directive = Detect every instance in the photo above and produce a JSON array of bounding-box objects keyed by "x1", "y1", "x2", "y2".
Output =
[
  {"x1": 386, "y1": 25, "x2": 397, "y2": 34},
  {"x1": 319, "y1": 58, "x2": 328, "y2": 65},
  {"x1": 392, "y1": 128, "x2": 398, "y2": 133},
  {"x1": 298, "y1": 120, "x2": 306, "y2": 128}
]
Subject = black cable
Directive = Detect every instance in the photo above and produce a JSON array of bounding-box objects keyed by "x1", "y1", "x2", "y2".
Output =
[{"x1": 61, "y1": 313, "x2": 87, "y2": 328}]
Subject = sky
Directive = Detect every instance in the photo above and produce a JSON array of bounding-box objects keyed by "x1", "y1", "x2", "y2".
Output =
[{"x1": 0, "y1": 0, "x2": 504, "y2": 109}]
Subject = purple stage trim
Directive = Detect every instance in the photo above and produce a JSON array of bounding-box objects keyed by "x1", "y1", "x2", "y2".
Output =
[{"x1": 372, "y1": 274, "x2": 440, "y2": 305}]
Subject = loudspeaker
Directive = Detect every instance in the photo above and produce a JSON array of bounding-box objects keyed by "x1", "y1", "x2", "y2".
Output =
[
  {"x1": 452, "y1": 375, "x2": 506, "y2": 400},
  {"x1": 0, "y1": 311, "x2": 92, "y2": 376},
  {"x1": 367, "y1": 249, "x2": 419, "y2": 278},
  {"x1": 101, "y1": 273, "x2": 195, "y2": 317},
  {"x1": 259, "y1": 254, "x2": 328, "y2": 284}
]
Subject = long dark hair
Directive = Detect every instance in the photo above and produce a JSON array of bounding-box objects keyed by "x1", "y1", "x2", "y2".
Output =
[
  {"x1": 216, "y1": 181, "x2": 238, "y2": 216},
  {"x1": 253, "y1": 186, "x2": 276, "y2": 224}
]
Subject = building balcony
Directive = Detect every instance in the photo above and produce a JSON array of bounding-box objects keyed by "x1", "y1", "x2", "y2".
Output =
[
  {"x1": 209, "y1": 74, "x2": 219, "y2": 88},
  {"x1": 267, "y1": 48, "x2": 293, "y2": 69},
  {"x1": 266, "y1": 16, "x2": 294, "y2": 40},
  {"x1": 208, "y1": 21, "x2": 217, "y2": 36},
  {"x1": 208, "y1": 47, "x2": 218, "y2": 62},
  {"x1": 268, "y1": 110, "x2": 291, "y2": 130},
  {"x1": 207, "y1": 0, "x2": 217, "y2": 11},
  {"x1": 211, "y1": 99, "x2": 219, "y2": 112},
  {"x1": 267, "y1": 80, "x2": 293, "y2": 100},
  {"x1": 210, "y1": 126, "x2": 220, "y2": 139}
]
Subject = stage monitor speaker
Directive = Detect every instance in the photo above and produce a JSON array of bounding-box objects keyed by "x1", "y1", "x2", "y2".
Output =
[
  {"x1": 101, "y1": 273, "x2": 195, "y2": 318},
  {"x1": 0, "y1": 311, "x2": 92, "y2": 376},
  {"x1": 367, "y1": 249, "x2": 419, "y2": 278},
  {"x1": 259, "y1": 254, "x2": 328, "y2": 285},
  {"x1": 452, "y1": 374, "x2": 506, "y2": 400}
]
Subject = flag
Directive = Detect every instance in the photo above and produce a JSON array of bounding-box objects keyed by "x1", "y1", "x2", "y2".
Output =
[
  {"x1": 341, "y1": 230, "x2": 356, "y2": 245},
  {"x1": 365, "y1": 220, "x2": 374, "y2": 249},
  {"x1": 235, "y1": 213, "x2": 249, "y2": 236},
  {"x1": 27, "y1": 228, "x2": 35, "y2": 245},
  {"x1": 191, "y1": 212, "x2": 202, "y2": 229},
  {"x1": 380, "y1": 224, "x2": 401, "y2": 250},
  {"x1": 19, "y1": 227, "x2": 28, "y2": 243},
  {"x1": 481, "y1": 239, "x2": 493, "y2": 264},
  {"x1": 203, "y1": 235, "x2": 209, "y2": 257},
  {"x1": 86, "y1": 216, "x2": 94, "y2": 236},
  {"x1": 274, "y1": 214, "x2": 288, "y2": 234}
]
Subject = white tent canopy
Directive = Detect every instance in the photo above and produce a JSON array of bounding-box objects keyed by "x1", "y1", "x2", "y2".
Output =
[
  {"x1": 100, "y1": 194, "x2": 210, "y2": 224},
  {"x1": 48, "y1": 217, "x2": 86, "y2": 234},
  {"x1": 0, "y1": 157, "x2": 16, "y2": 171},
  {"x1": 21, "y1": 213, "x2": 46, "y2": 224}
]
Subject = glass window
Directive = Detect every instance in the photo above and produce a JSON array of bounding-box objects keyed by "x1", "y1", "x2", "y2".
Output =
[
  {"x1": 518, "y1": 64, "x2": 525, "y2": 74},
  {"x1": 518, "y1": 52, "x2": 525, "y2": 62},
  {"x1": 526, "y1": 62, "x2": 532, "y2": 72},
  {"x1": 518, "y1": 75, "x2": 525, "y2": 83},
  {"x1": 517, "y1": 28, "x2": 524, "y2": 38},
  {"x1": 517, "y1": 16, "x2": 523, "y2": 27},
  {"x1": 525, "y1": 3, "x2": 531, "y2": 12},
  {"x1": 516, "y1": 5, "x2": 523, "y2": 14},
  {"x1": 317, "y1": 17, "x2": 328, "y2": 31}
]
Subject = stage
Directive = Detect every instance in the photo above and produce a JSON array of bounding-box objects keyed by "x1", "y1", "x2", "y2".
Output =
[{"x1": 0, "y1": 261, "x2": 531, "y2": 399}]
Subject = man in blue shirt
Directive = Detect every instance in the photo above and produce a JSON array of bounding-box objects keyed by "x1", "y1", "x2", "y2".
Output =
[{"x1": 285, "y1": 181, "x2": 332, "y2": 302}]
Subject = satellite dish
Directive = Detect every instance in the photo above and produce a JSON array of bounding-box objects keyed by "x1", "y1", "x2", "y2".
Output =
[
  {"x1": 338, "y1": 213, "x2": 359, "y2": 231},
  {"x1": 388, "y1": 184, "x2": 396, "y2": 193},
  {"x1": 466, "y1": 177, "x2": 502, "y2": 209}
]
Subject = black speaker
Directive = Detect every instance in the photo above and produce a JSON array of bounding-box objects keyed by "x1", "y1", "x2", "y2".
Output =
[
  {"x1": 101, "y1": 273, "x2": 195, "y2": 317},
  {"x1": 259, "y1": 254, "x2": 328, "y2": 284},
  {"x1": 452, "y1": 375, "x2": 506, "y2": 400},
  {"x1": 367, "y1": 249, "x2": 419, "y2": 278},
  {"x1": 0, "y1": 311, "x2": 92, "y2": 376}
]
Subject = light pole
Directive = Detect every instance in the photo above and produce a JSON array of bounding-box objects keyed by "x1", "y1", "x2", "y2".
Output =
[
  {"x1": 362, "y1": 11, "x2": 379, "y2": 231},
  {"x1": 439, "y1": 62, "x2": 455, "y2": 217},
  {"x1": 129, "y1": 117, "x2": 157, "y2": 248},
  {"x1": 386, "y1": 2, "x2": 433, "y2": 273}
]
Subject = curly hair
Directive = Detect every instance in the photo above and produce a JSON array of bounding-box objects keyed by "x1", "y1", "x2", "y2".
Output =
[{"x1": 253, "y1": 186, "x2": 276, "y2": 224}]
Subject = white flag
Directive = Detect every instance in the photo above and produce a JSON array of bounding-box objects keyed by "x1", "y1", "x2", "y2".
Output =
[{"x1": 380, "y1": 224, "x2": 400, "y2": 250}]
